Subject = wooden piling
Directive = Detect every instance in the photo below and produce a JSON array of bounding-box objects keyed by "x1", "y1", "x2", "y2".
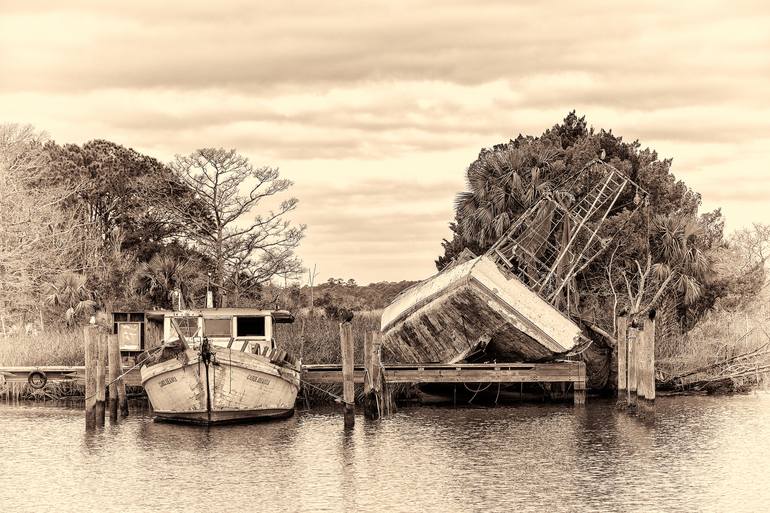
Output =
[
  {"x1": 638, "y1": 312, "x2": 656, "y2": 403},
  {"x1": 573, "y1": 361, "x2": 586, "y2": 406},
  {"x1": 95, "y1": 333, "x2": 107, "y2": 426},
  {"x1": 84, "y1": 327, "x2": 97, "y2": 429},
  {"x1": 107, "y1": 334, "x2": 120, "y2": 422},
  {"x1": 363, "y1": 331, "x2": 378, "y2": 419},
  {"x1": 371, "y1": 331, "x2": 392, "y2": 417},
  {"x1": 616, "y1": 315, "x2": 628, "y2": 398},
  {"x1": 339, "y1": 322, "x2": 355, "y2": 428},
  {"x1": 117, "y1": 351, "x2": 129, "y2": 417},
  {"x1": 627, "y1": 327, "x2": 638, "y2": 407}
]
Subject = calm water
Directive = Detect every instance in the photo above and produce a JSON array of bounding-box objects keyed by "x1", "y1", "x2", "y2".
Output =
[{"x1": 2, "y1": 395, "x2": 770, "y2": 513}]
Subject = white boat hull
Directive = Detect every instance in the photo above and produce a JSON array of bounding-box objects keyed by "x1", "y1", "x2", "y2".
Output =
[
  {"x1": 381, "y1": 255, "x2": 582, "y2": 363},
  {"x1": 141, "y1": 346, "x2": 300, "y2": 425}
]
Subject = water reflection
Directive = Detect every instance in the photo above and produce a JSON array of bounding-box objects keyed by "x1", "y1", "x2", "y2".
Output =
[{"x1": 2, "y1": 395, "x2": 770, "y2": 512}]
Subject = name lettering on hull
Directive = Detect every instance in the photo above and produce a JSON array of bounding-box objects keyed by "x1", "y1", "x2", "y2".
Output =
[
  {"x1": 247, "y1": 374, "x2": 271, "y2": 385},
  {"x1": 159, "y1": 376, "x2": 178, "y2": 387}
]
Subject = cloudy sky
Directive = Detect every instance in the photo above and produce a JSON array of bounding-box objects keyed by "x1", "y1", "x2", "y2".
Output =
[{"x1": 2, "y1": 0, "x2": 769, "y2": 284}]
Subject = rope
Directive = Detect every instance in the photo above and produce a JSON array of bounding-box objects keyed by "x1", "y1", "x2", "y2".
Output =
[
  {"x1": 463, "y1": 382, "x2": 493, "y2": 404},
  {"x1": 299, "y1": 378, "x2": 346, "y2": 404},
  {"x1": 82, "y1": 345, "x2": 165, "y2": 402}
]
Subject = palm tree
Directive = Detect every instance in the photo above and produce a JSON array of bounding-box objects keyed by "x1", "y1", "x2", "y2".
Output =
[
  {"x1": 623, "y1": 213, "x2": 711, "y2": 322},
  {"x1": 45, "y1": 272, "x2": 97, "y2": 326},
  {"x1": 133, "y1": 254, "x2": 194, "y2": 309},
  {"x1": 455, "y1": 142, "x2": 564, "y2": 249}
]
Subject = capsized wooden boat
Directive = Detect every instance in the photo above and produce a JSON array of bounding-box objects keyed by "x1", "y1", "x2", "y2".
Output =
[
  {"x1": 139, "y1": 308, "x2": 300, "y2": 425},
  {"x1": 380, "y1": 255, "x2": 582, "y2": 363}
]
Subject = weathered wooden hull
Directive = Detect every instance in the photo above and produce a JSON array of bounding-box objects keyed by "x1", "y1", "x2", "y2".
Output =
[
  {"x1": 141, "y1": 346, "x2": 300, "y2": 425},
  {"x1": 381, "y1": 256, "x2": 582, "y2": 363}
]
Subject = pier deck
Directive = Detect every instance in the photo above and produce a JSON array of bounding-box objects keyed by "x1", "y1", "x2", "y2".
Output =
[{"x1": 0, "y1": 360, "x2": 586, "y2": 403}]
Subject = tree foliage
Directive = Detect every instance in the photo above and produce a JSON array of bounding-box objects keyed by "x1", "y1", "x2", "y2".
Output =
[
  {"x1": 437, "y1": 112, "x2": 757, "y2": 342},
  {"x1": 0, "y1": 128, "x2": 308, "y2": 327},
  {"x1": 166, "y1": 148, "x2": 305, "y2": 307}
]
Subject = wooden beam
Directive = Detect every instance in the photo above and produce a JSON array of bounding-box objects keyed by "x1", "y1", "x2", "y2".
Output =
[
  {"x1": 339, "y1": 322, "x2": 355, "y2": 429},
  {"x1": 363, "y1": 331, "x2": 378, "y2": 419},
  {"x1": 95, "y1": 333, "x2": 107, "y2": 427},
  {"x1": 84, "y1": 327, "x2": 97, "y2": 430},
  {"x1": 627, "y1": 327, "x2": 638, "y2": 407},
  {"x1": 372, "y1": 331, "x2": 392, "y2": 416},
  {"x1": 301, "y1": 361, "x2": 585, "y2": 385},
  {"x1": 574, "y1": 361, "x2": 586, "y2": 406},
  {"x1": 108, "y1": 334, "x2": 120, "y2": 422},
  {"x1": 639, "y1": 315, "x2": 656, "y2": 403},
  {"x1": 616, "y1": 315, "x2": 628, "y2": 397}
]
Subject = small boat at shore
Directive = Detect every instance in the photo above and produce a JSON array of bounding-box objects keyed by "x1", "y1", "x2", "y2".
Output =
[{"x1": 139, "y1": 308, "x2": 300, "y2": 425}]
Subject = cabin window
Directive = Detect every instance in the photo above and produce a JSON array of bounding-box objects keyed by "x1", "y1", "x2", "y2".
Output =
[
  {"x1": 174, "y1": 317, "x2": 199, "y2": 338},
  {"x1": 204, "y1": 318, "x2": 232, "y2": 337},
  {"x1": 236, "y1": 316, "x2": 266, "y2": 337}
]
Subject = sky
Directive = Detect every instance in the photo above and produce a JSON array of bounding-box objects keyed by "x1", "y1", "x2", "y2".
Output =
[{"x1": 1, "y1": 0, "x2": 769, "y2": 284}]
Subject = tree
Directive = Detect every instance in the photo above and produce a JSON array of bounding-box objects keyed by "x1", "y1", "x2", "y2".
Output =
[
  {"x1": 45, "y1": 272, "x2": 96, "y2": 326},
  {"x1": 132, "y1": 254, "x2": 200, "y2": 309},
  {"x1": 731, "y1": 223, "x2": 770, "y2": 272},
  {"x1": 166, "y1": 148, "x2": 305, "y2": 307},
  {"x1": 436, "y1": 112, "x2": 754, "y2": 387},
  {"x1": 44, "y1": 139, "x2": 193, "y2": 261},
  {"x1": 0, "y1": 124, "x2": 94, "y2": 323}
]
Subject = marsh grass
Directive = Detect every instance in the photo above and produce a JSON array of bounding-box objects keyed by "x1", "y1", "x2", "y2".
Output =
[
  {"x1": 657, "y1": 287, "x2": 770, "y2": 391},
  {"x1": 0, "y1": 328, "x2": 84, "y2": 367},
  {"x1": 274, "y1": 310, "x2": 404, "y2": 404}
]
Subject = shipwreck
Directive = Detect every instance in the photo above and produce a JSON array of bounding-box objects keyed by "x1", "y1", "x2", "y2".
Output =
[{"x1": 381, "y1": 159, "x2": 645, "y2": 366}]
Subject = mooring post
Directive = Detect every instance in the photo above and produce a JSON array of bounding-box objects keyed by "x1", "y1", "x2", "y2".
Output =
[
  {"x1": 363, "y1": 331, "x2": 377, "y2": 419},
  {"x1": 573, "y1": 361, "x2": 586, "y2": 406},
  {"x1": 616, "y1": 315, "x2": 628, "y2": 400},
  {"x1": 640, "y1": 312, "x2": 656, "y2": 406},
  {"x1": 339, "y1": 322, "x2": 355, "y2": 429},
  {"x1": 84, "y1": 326, "x2": 97, "y2": 429},
  {"x1": 372, "y1": 331, "x2": 391, "y2": 417},
  {"x1": 95, "y1": 333, "x2": 107, "y2": 426},
  {"x1": 627, "y1": 327, "x2": 638, "y2": 408},
  {"x1": 107, "y1": 334, "x2": 120, "y2": 422},
  {"x1": 118, "y1": 355, "x2": 129, "y2": 417},
  {"x1": 636, "y1": 322, "x2": 647, "y2": 401}
]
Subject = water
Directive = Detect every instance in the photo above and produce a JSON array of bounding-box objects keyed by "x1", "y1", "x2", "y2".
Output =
[{"x1": 2, "y1": 395, "x2": 770, "y2": 513}]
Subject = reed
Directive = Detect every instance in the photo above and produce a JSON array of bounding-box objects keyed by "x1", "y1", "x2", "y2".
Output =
[
  {"x1": 274, "y1": 310, "x2": 397, "y2": 404},
  {"x1": 275, "y1": 310, "x2": 383, "y2": 365},
  {"x1": 0, "y1": 328, "x2": 84, "y2": 366},
  {"x1": 656, "y1": 294, "x2": 770, "y2": 392}
]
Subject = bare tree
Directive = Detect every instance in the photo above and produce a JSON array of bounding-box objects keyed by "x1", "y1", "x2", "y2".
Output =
[
  {"x1": 307, "y1": 264, "x2": 318, "y2": 311},
  {"x1": 166, "y1": 148, "x2": 305, "y2": 307},
  {"x1": 0, "y1": 124, "x2": 94, "y2": 324},
  {"x1": 731, "y1": 223, "x2": 770, "y2": 273}
]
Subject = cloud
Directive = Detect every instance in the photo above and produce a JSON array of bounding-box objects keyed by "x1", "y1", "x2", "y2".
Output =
[
  {"x1": 2, "y1": 0, "x2": 769, "y2": 281},
  {"x1": 2, "y1": 1, "x2": 769, "y2": 95}
]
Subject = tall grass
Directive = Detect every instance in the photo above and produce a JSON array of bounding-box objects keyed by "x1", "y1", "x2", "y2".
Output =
[
  {"x1": 274, "y1": 309, "x2": 382, "y2": 365},
  {"x1": 0, "y1": 328, "x2": 84, "y2": 366},
  {"x1": 657, "y1": 287, "x2": 770, "y2": 392}
]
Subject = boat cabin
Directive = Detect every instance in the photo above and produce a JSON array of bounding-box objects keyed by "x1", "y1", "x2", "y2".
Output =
[
  {"x1": 112, "y1": 308, "x2": 294, "y2": 357},
  {"x1": 161, "y1": 308, "x2": 294, "y2": 355}
]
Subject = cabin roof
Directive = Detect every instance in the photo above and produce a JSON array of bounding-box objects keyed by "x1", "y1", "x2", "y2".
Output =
[{"x1": 140, "y1": 308, "x2": 293, "y2": 322}]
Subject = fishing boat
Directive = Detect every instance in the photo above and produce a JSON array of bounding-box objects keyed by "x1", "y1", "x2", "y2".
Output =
[{"x1": 139, "y1": 308, "x2": 300, "y2": 425}]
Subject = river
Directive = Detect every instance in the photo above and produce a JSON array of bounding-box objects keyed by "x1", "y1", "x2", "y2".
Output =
[{"x1": 1, "y1": 394, "x2": 769, "y2": 512}]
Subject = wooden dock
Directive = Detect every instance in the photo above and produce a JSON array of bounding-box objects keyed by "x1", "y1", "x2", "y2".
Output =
[{"x1": 0, "y1": 361, "x2": 585, "y2": 399}]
